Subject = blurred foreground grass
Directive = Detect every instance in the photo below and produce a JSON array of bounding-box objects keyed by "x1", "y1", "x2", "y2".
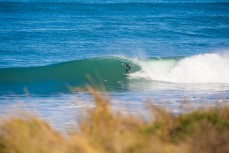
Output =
[{"x1": 0, "y1": 88, "x2": 228, "y2": 153}]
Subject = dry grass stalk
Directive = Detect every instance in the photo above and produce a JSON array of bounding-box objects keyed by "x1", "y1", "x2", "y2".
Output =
[{"x1": 0, "y1": 89, "x2": 228, "y2": 153}]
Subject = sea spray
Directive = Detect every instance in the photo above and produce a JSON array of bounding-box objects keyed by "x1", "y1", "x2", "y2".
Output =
[{"x1": 130, "y1": 53, "x2": 229, "y2": 84}]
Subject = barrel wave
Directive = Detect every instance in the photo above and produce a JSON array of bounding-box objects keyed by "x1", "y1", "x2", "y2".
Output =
[{"x1": 1, "y1": 53, "x2": 229, "y2": 94}]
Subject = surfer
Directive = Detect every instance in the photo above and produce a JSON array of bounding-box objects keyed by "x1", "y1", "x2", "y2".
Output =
[{"x1": 124, "y1": 63, "x2": 131, "y2": 73}]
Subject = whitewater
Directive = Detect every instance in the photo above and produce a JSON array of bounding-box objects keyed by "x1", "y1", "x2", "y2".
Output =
[{"x1": 132, "y1": 53, "x2": 229, "y2": 84}]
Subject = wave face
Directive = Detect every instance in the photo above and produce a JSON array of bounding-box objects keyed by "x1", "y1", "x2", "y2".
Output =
[
  {"x1": 0, "y1": 53, "x2": 229, "y2": 94},
  {"x1": 131, "y1": 53, "x2": 229, "y2": 84},
  {"x1": 0, "y1": 57, "x2": 140, "y2": 94}
]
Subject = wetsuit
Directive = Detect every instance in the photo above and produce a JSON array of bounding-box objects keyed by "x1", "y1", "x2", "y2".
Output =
[{"x1": 124, "y1": 63, "x2": 131, "y2": 73}]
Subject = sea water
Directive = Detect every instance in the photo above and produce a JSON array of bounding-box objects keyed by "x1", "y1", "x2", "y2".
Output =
[{"x1": 0, "y1": 0, "x2": 229, "y2": 131}]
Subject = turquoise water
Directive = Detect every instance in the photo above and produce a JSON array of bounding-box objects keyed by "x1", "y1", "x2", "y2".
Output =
[{"x1": 0, "y1": 0, "x2": 229, "y2": 131}]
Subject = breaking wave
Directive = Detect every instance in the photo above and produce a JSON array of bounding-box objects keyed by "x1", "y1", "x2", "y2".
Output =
[{"x1": 0, "y1": 53, "x2": 229, "y2": 94}]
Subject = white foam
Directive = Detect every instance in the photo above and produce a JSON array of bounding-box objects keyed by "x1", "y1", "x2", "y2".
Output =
[{"x1": 131, "y1": 53, "x2": 229, "y2": 84}]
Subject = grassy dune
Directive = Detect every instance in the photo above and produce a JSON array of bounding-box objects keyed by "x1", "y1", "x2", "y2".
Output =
[{"x1": 0, "y1": 89, "x2": 228, "y2": 153}]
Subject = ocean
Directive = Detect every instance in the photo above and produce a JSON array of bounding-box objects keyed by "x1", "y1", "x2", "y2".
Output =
[{"x1": 0, "y1": 0, "x2": 229, "y2": 131}]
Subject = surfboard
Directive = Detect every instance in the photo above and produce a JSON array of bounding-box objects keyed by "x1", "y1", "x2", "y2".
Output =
[{"x1": 122, "y1": 73, "x2": 129, "y2": 76}]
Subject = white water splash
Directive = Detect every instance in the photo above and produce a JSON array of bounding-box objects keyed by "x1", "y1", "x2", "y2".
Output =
[{"x1": 131, "y1": 53, "x2": 229, "y2": 84}]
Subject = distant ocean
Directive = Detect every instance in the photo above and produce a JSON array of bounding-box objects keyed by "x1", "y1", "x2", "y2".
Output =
[{"x1": 0, "y1": 0, "x2": 229, "y2": 131}]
